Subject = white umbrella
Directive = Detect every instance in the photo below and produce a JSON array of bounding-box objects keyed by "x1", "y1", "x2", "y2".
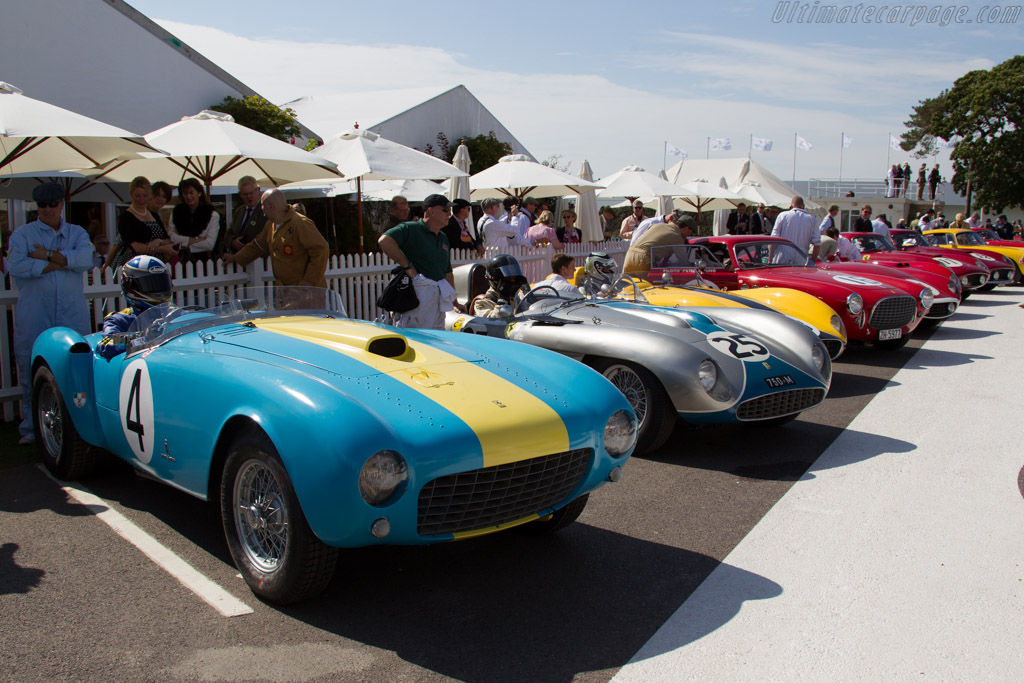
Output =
[
  {"x1": 448, "y1": 142, "x2": 471, "y2": 203},
  {"x1": 657, "y1": 169, "x2": 675, "y2": 216},
  {"x1": 280, "y1": 177, "x2": 447, "y2": 202},
  {"x1": 84, "y1": 110, "x2": 341, "y2": 191},
  {"x1": 575, "y1": 160, "x2": 602, "y2": 242},
  {"x1": 674, "y1": 177, "x2": 742, "y2": 213},
  {"x1": 595, "y1": 165, "x2": 684, "y2": 199},
  {"x1": 0, "y1": 171, "x2": 131, "y2": 203},
  {"x1": 729, "y1": 180, "x2": 793, "y2": 209},
  {"x1": 0, "y1": 81, "x2": 157, "y2": 177},
  {"x1": 314, "y1": 125, "x2": 466, "y2": 252},
  {"x1": 470, "y1": 154, "x2": 602, "y2": 200}
]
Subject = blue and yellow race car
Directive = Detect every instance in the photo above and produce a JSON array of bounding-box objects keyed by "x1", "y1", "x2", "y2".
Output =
[{"x1": 31, "y1": 287, "x2": 636, "y2": 604}]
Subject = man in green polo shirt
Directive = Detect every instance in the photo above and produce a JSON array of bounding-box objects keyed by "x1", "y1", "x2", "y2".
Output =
[{"x1": 378, "y1": 193, "x2": 458, "y2": 329}]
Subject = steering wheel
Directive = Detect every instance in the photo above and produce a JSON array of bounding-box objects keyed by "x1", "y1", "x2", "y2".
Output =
[{"x1": 513, "y1": 285, "x2": 563, "y2": 316}]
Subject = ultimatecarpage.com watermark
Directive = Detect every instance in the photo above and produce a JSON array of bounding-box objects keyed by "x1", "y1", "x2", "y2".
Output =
[{"x1": 772, "y1": 3, "x2": 1021, "y2": 24}]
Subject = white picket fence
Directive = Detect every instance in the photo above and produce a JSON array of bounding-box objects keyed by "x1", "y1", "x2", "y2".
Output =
[{"x1": 0, "y1": 241, "x2": 627, "y2": 421}]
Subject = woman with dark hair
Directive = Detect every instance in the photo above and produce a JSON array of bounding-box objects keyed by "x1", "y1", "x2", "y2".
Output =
[
  {"x1": 105, "y1": 176, "x2": 177, "y2": 271},
  {"x1": 167, "y1": 177, "x2": 220, "y2": 263},
  {"x1": 556, "y1": 210, "x2": 581, "y2": 244}
]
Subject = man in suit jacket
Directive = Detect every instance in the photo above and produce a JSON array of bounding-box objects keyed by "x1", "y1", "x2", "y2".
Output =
[
  {"x1": 851, "y1": 205, "x2": 874, "y2": 232},
  {"x1": 223, "y1": 176, "x2": 266, "y2": 254},
  {"x1": 749, "y1": 204, "x2": 771, "y2": 235},
  {"x1": 726, "y1": 203, "x2": 749, "y2": 234}
]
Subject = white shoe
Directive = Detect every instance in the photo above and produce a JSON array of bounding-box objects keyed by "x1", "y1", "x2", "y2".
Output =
[{"x1": 18, "y1": 434, "x2": 35, "y2": 446}]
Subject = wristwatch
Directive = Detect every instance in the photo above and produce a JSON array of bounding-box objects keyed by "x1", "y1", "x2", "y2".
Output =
[{"x1": 46, "y1": 250, "x2": 52, "y2": 261}]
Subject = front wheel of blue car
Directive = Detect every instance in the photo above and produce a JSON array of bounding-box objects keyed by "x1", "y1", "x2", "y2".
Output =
[
  {"x1": 592, "y1": 359, "x2": 676, "y2": 455},
  {"x1": 221, "y1": 428, "x2": 339, "y2": 604},
  {"x1": 33, "y1": 365, "x2": 95, "y2": 480}
]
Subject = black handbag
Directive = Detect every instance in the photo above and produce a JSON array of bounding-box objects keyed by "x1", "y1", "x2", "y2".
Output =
[{"x1": 376, "y1": 265, "x2": 419, "y2": 313}]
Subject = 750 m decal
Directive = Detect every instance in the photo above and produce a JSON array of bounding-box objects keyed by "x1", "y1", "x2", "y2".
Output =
[
  {"x1": 119, "y1": 359, "x2": 155, "y2": 463},
  {"x1": 707, "y1": 332, "x2": 770, "y2": 361}
]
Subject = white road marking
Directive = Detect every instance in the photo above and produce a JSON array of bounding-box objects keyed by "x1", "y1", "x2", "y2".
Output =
[
  {"x1": 39, "y1": 467, "x2": 253, "y2": 617},
  {"x1": 613, "y1": 291, "x2": 1024, "y2": 680}
]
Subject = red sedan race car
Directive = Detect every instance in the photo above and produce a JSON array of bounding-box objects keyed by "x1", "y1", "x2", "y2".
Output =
[
  {"x1": 889, "y1": 229, "x2": 1005, "y2": 292},
  {"x1": 924, "y1": 228, "x2": 1023, "y2": 288},
  {"x1": 653, "y1": 236, "x2": 931, "y2": 349},
  {"x1": 971, "y1": 227, "x2": 1023, "y2": 248},
  {"x1": 845, "y1": 231, "x2": 989, "y2": 295}
]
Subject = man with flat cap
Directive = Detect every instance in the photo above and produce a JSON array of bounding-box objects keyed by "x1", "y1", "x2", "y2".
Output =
[
  {"x1": 6, "y1": 182, "x2": 94, "y2": 445},
  {"x1": 378, "y1": 193, "x2": 457, "y2": 329}
]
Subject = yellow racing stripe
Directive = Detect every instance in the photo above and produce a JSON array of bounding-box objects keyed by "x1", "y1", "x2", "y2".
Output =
[{"x1": 251, "y1": 317, "x2": 570, "y2": 467}]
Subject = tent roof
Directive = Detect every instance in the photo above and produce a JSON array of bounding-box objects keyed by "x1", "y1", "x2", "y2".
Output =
[
  {"x1": 283, "y1": 85, "x2": 533, "y2": 159},
  {"x1": 666, "y1": 158, "x2": 820, "y2": 211}
]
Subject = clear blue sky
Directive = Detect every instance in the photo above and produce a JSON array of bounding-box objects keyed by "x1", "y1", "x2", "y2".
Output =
[{"x1": 125, "y1": 0, "x2": 1023, "y2": 180}]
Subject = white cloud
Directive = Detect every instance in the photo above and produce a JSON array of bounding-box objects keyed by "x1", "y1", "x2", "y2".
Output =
[{"x1": 156, "y1": 19, "x2": 954, "y2": 181}]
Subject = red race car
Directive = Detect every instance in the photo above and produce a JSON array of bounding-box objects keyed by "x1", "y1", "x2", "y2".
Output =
[
  {"x1": 652, "y1": 236, "x2": 931, "y2": 349},
  {"x1": 845, "y1": 231, "x2": 990, "y2": 296},
  {"x1": 889, "y1": 229, "x2": 1012, "y2": 292},
  {"x1": 971, "y1": 227, "x2": 1023, "y2": 248}
]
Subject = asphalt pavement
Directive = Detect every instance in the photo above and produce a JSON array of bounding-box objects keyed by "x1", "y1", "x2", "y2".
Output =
[{"x1": 1, "y1": 289, "x2": 1018, "y2": 682}]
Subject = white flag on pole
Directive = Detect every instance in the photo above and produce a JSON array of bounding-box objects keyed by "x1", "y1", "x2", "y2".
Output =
[
  {"x1": 709, "y1": 137, "x2": 732, "y2": 151},
  {"x1": 796, "y1": 135, "x2": 813, "y2": 151},
  {"x1": 751, "y1": 136, "x2": 773, "y2": 152},
  {"x1": 666, "y1": 142, "x2": 688, "y2": 158},
  {"x1": 842, "y1": 133, "x2": 853, "y2": 149},
  {"x1": 889, "y1": 134, "x2": 902, "y2": 151}
]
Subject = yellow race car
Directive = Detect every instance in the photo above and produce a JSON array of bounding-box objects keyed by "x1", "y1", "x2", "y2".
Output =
[{"x1": 559, "y1": 265, "x2": 848, "y2": 359}]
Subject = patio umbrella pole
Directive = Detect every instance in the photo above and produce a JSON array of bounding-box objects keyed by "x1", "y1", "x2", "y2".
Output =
[{"x1": 357, "y1": 176, "x2": 364, "y2": 255}]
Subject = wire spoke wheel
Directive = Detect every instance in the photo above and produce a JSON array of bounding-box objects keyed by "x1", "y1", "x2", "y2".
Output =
[
  {"x1": 37, "y1": 382, "x2": 63, "y2": 457},
  {"x1": 233, "y1": 459, "x2": 289, "y2": 573},
  {"x1": 603, "y1": 364, "x2": 649, "y2": 429},
  {"x1": 592, "y1": 358, "x2": 675, "y2": 455}
]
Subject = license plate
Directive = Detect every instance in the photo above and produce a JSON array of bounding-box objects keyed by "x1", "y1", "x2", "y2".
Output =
[
  {"x1": 764, "y1": 374, "x2": 795, "y2": 388},
  {"x1": 878, "y1": 328, "x2": 902, "y2": 341}
]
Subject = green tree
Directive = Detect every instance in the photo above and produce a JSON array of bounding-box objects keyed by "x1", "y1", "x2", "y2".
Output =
[
  {"x1": 900, "y1": 55, "x2": 1024, "y2": 211},
  {"x1": 210, "y1": 95, "x2": 305, "y2": 142},
  {"x1": 540, "y1": 154, "x2": 571, "y2": 173}
]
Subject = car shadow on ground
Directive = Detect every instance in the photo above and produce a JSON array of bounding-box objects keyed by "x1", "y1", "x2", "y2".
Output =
[
  {"x1": 280, "y1": 525, "x2": 780, "y2": 683},
  {"x1": 961, "y1": 295, "x2": 1022, "y2": 307},
  {"x1": 925, "y1": 326, "x2": 1001, "y2": 341},
  {"x1": 947, "y1": 312, "x2": 992, "y2": 322}
]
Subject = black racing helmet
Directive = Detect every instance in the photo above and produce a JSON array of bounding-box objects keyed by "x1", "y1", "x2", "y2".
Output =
[
  {"x1": 121, "y1": 255, "x2": 173, "y2": 311},
  {"x1": 485, "y1": 253, "x2": 528, "y2": 300}
]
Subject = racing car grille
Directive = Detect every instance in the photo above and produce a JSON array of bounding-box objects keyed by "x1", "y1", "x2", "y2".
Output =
[
  {"x1": 417, "y1": 449, "x2": 592, "y2": 536},
  {"x1": 737, "y1": 388, "x2": 825, "y2": 421},
  {"x1": 991, "y1": 269, "x2": 1012, "y2": 282},
  {"x1": 927, "y1": 302, "x2": 957, "y2": 318},
  {"x1": 965, "y1": 273, "x2": 988, "y2": 288},
  {"x1": 868, "y1": 295, "x2": 916, "y2": 330},
  {"x1": 822, "y1": 339, "x2": 843, "y2": 360}
]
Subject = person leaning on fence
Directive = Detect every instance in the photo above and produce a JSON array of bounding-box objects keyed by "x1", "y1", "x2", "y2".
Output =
[
  {"x1": 377, "y1": 193, "x2": 458, "y2": 330},
  {"x1": 6, "y1": 182, "x2": 93, "y2": 445},
  {"x1": 222, "y1": 188, "x2": 328, "y2": 288}
]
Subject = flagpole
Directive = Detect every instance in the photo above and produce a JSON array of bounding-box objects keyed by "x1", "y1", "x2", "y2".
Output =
[
  {"x1": 839, "y1": 132, "x2": 844, "y2": 193},
  {"x1": 748, "y1": 134, "x2": 752, "y2": 157},
  {"x1": 663, "y1": 141, "x2": 667, "y2": 172},
  {"x1": 706, "y1": 137, "x2": 710, "y2": 159},
  {"x1": 792, "y1": 133, "x2": 797, "y2": 185},
  {"x1": 886, "y1": 131, "x2": 891, "y2": 168}
]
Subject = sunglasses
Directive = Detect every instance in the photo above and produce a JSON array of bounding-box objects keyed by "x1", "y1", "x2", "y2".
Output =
[{"x1": 37, "y1": 200, "x2": 61, "y2": 209}]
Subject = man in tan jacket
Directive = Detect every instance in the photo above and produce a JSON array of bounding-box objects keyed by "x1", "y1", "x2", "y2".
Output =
[
  {"x1": 623, "y1": 213, "x2": 695, "y2": 275},
  {"x1": 223, "y1": 189, "x2": 329, "y2": 288}
]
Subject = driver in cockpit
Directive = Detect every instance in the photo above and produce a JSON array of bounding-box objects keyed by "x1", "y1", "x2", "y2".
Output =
[
  {"x1": 471, "y1": 254, "x2": 529, "y2": 318},
  {"x1": 95, "y1": 255, "x2": 173, "y2": 359},
  {"x1": 580, "y1": 252, "x2": 618, "y2": 297}
]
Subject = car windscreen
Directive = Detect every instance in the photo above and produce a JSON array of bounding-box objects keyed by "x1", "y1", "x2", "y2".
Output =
[
  {"x1": 955, "y1": 231, "x2": 985, "y2": 246},
  {"x1": 733, "y1": 241, "x2": 812, "y2": 268},
  {"x1": 896, "y1": 232, "x2": 929, "y2": 248},
  {"x1": 851, "y1": 234, "x2": 894, "y2": 252},
  {"x1": 125, "y1": 286, "x2": 347, "y2": 353},
  {"x1": 649, "y1": 244, "x2": 725, "y2": 270}
]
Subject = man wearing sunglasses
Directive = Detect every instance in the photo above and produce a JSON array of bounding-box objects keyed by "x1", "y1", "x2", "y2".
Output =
[{"x1": 6, "y1": 182, "x2": 94, "y2": 445}]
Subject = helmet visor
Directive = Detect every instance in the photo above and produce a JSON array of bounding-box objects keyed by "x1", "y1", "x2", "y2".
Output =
[
  {"x1": 126, "y1": 271, "x2": 173, "y2": 303},
  {"x1": 492, "y1": 263, "x2": 524, "y2": 279}
]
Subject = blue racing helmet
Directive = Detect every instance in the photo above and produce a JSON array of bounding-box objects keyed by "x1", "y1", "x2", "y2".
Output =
[{"x1": 121, "y1": 255, "x2": 172, "y2": 310}]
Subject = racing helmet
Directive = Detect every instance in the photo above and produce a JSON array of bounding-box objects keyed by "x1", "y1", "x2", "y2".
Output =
[
  {"x1": 583, "y1": 252, "x2": 617, "y2": 290},
  {"x1": 485, "y1": 253, "x2": 528, "y2": 300},
  {"x1": 121, "y1": 255, "x2": 173, "y2": 311}
]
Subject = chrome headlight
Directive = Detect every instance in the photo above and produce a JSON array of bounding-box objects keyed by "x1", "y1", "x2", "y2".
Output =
[
  {"x1": 811, "y1": 343, "x2": 831, "y2": 381},
  {"x1": 359, "y1": 450, "x2": 408, "y2": 506},
  {"x1": 919, "y1": 288, "x2": 933, "y2": 310},
  {"x1": 960, "y1": 275, "x2": 969, "y2": 286},
  {"x1": 604, "y1": 410, "x2": 637, "y2": 456},
  {"x1": 698, "y1": 359, "x2": 717, "y2": 391},
  {"x1": 948, "y1": 275, "x2": 960, "y2": 295},
  {"x1": 829, "y1": 314, "x2": 845, "y2": 338},
  {"x1": 846, "y1": 293, "x2": 864, "y2": 315}
]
